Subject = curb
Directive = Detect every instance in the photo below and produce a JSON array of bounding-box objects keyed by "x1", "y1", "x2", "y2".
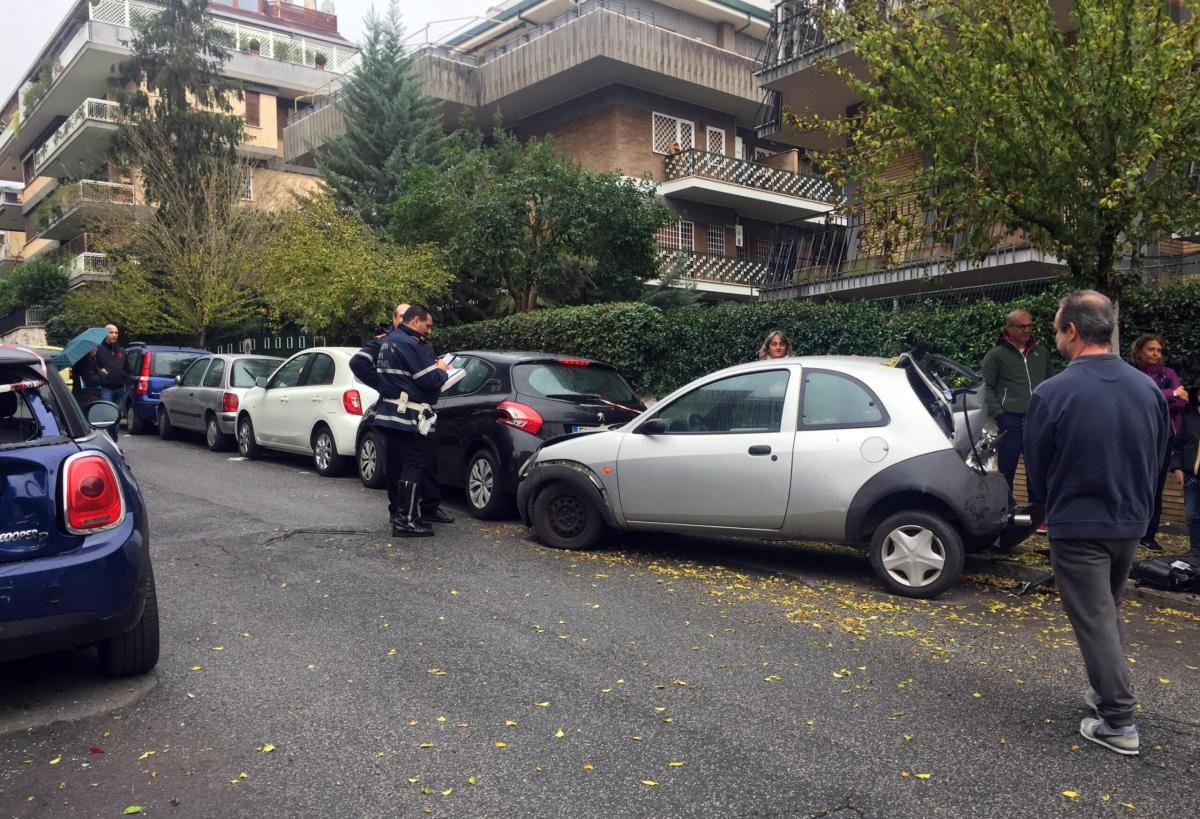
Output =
[{"x1": 966, "y1": 554, "x2": 1200, "y2": 615}]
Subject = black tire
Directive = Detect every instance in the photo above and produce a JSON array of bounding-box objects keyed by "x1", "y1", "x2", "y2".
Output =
[
  {"x1": 357, "y1": 429, "x2": 387, "y2": 489},
  {"x1": 465, "y1": 449, "x2": 513, "y2": 519},
  {"x1": 868, "y1": 510, "x2": 965, "y2": 599},
  {"x1": 205, "y1": 413, "x2": 234, "y2": 452},
  {"x1": 156, "y1": 406, "x2": 175, "y2": 440},
  {"x1": 237, "y1": 415, "x2": 263, "y2": 459},
  {"x1": 98, "y1": 566, "x2": 160, "y2": 677},
  {"x1": 531, "y1": 480, "x2": 604, "y2": 550},
  {"x1": 126, "y1": 402, "x2": 149, "y2": 435},
  {"x1": 312, "y1": 425, "x2": 347, "y2": 477}
]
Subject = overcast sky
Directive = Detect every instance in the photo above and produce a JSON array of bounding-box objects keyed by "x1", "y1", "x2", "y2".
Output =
[{"x1": 0, "y1": 0, "x2": 493, "y2": 103}]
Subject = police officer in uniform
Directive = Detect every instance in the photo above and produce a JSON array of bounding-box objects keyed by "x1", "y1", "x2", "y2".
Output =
[{"x1": 372, "y1": 305, "x2": 449, "y2": 536}]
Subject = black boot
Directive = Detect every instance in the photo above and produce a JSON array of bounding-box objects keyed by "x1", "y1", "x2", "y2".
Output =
[
  {"x1": 392, "y1": 481, "x2": 433, "y2": 537},
  {"x1": 422, "y1": 506, "x2": 455, "y2": 524}
]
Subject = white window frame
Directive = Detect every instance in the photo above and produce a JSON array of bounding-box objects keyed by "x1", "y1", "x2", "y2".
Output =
[
  {"x1": 656, "y1": 220, "x2": 696, "y2": 252},
  {"x1": 240, "y1": 166, "x2": 254, "y2": 201},
  {"x1": 652, "y1": 111, "x2": 695, "y2": 155},
  {"x1": 706, "y1": 126, "x2": 726, "y2": 155},
  {"x1": 707, "y1": 224, "x2": 726, "y2": 256}
]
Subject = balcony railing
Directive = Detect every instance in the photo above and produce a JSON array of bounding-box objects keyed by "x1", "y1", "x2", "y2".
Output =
[
  {"x1": 33, "y1": 98, "x2": 120, "y2": 172},
  {"x1": 89, "y1": 0, "x2": 354, "y2": 72},
  {"x1": 36, "y1": 180, "x2": 137, "y2": 239},
  {"x1": 0, "y1": 189, "x2": 20, "y2": 207},
  {"x1": 759, "y1": 1, "x2": 905, "y2": 73},
  {"x1": 664, "y1": 148, "x2": 841, "y2": 204},
  {"x1": 65, "y1": 252, "x2": 113, "y2": 288},
  {"x1": 657, "y1": 248, "x2": 771, "y2": 287},
  {"x1": 0, "y1": 308, "x2": 47, "y2": 337}
]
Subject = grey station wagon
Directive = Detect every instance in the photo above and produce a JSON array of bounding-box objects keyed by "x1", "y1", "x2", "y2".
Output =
[{"x1": 517, "y1": 353, "x2": 1038, "y2": 598}]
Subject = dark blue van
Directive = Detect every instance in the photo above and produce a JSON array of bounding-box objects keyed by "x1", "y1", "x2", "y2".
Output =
[
  {"x1": 122, "y1": 343, "x2": 209, "y2": 434},
  {"x1": 0, "y1": 345, "x2": 158, "y2": 676}
]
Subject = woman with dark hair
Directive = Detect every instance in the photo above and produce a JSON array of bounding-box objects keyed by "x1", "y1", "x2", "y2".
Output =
[
  {"x1": 1130, "y1": 333, "x2": 1189, "y2": 551},
  {"x1": 757, "y1": 330, "x2": 793, "y2": 360}
]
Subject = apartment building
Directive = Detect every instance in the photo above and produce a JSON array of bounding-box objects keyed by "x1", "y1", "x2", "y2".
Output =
[
  {"x1": 284, "y1": 0, "x2": 844, "y2": 300},
  {"x1": 0, "y1": 0, "x2": 357, "y2": 344}
]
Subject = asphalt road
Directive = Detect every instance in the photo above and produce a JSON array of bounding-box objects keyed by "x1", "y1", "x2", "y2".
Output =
[{"x1": 1, "y1": 431, "x2": 1198, "y2": 818}]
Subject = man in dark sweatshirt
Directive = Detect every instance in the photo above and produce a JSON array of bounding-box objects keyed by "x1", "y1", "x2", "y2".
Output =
[
  {"x1": 94, "y1": 324, "x2": 126, "y2": 442},
  {"x1": 1024, "y1": 290, "x2": 1169, "y2": 757}
]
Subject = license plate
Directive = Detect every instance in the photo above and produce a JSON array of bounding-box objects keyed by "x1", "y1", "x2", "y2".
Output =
[{"x1": 569, "y1": 425, "x2": 601, "y2": 434}]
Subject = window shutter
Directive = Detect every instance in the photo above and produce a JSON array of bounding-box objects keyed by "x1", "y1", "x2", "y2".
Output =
[{"x1": 245, "y1": 91, "x2": 261, "y2": 128}]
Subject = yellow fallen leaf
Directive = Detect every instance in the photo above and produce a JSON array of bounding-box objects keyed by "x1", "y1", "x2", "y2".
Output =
[
  {"x1": 972, "y1": 692, "x2": 982, "y2": 699},
  {"x1": 418, "y1": 742, "x2": 433, "y2": 749},
  {"x1": 505, "y1": 720, "x2": 517, "y2": 727},
  {"x1": 387, "y1": 649, "x2": 397, "y2": 656},
  {"x1": 641, "y1": 780, "x2": 660, "y2": 787},
  {"x1": 582, "y1": 763, "x2": 594, "y2": 771},
  {"x1": 435, "y1": 716, "x2": 446, "y2": 723},
  {"x1": 672, "y1": 679, "x2": 689, "y2": 686},
  {"x1": 468, "y1": 776, "x2": 477, "y2": 785},
  {"x1": 1121, "y1": 802, "x2": 1135, "y2": 810},
  {"x1": 190, "y1": 666, "x2": 203, "y2": 672},
  {"x1": 915, "y1": 773, "x2": 931, "y2": 780},
  {"x1": 1158, "y1": 678, "x2": 1171, "y2": 685},
  {"x1": 494, "y1": 741, "x2": 507, "y2": 748},
  {"x1": 832, "y1": 669, "x2": 850, "y2": 679},
  {"x1": 1062, "y1": 790, "x2": 1078, "y2": 799},
  {"x1": 238, "y1": 772, "x2": 248, "y2": 780},
  {"x1": 212, "y1": 646, "x2": 224, "y2": 651},
  {"x1": 600, "y1": 688, "x2": 613, "y2": 693},
  {"x1": 49, "y1": 756, "x2": 61, "y2": 765},
  {"x1": 554, "y1": 729, "x2": 565, "y2": 738},
  {"x1": 903, "y1": 735, "x2": 913, "y2": 742},
  {"x1": 427, "y1": 668, "x2": 447, "y2": 676},
  {"x1": 534, "y1": 701, "x2": 550, "y2": 707},
  {"x1": 668, "y1": 761, "x2": 684, "y2": 768},
  {"x1": 258, "y1": 743, "x2": 276, "y2": 753},
  {"x1": 441, "y1": 788, "x2": 453, "y2": 796},
  {"x1": 137, "y1": 751, "x2": 156, "y2": 761},
  {"x1": 407, "y1": 778, "x2": 419, "y2": 785}
]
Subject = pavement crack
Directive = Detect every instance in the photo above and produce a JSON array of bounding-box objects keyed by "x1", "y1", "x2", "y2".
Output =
[{"x1": 262, "y1": 528, "x2": 372, "y2": 545}]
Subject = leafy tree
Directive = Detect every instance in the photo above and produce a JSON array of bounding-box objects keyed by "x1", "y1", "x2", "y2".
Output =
[
  {"x1": 318, "y1": 0, "x2": 444, "y2": 226},
  {"x1": 793, "y1": 0, "x2": 1200, "y2": 313},
  {"x1": 388, "y1": 129, "x2": 671, "y2": 318},
  {"x1": 0, "y1": 259, "x2": 68, "y2": 316},
  {"x1": 256, "y1": 193, "x2": 453, "y2": 342},
  {"x1": 117, "y1": 0, "x2": 243, "y2": 222}
]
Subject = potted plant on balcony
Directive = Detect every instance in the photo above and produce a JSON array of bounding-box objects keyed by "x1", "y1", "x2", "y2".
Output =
[
  {"x1": 248, "y1": 38, "x2": 261, "y2": 56},
  {"x1": 314, "y1": 52, "x2": 328, "y2": 70}
]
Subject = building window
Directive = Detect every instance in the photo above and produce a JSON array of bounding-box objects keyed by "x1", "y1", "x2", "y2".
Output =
[
  {"x1": 245, "y1": 91, "x2": 261, "y2": 128},
  {"x1": 212, "y1": 0, "x2": 262, "y2": 10},
  {"x1": 656, "y1": 220, "x2": 695, "y2": 252},
  {"x1": 652, "y1": 112, "x2": 695, "y2": 155},
  {"x1": 706, "y1": 127, "x2": 726, "y2": 155},
  {"x1": 752, "y1": 238, "x2": 771, "y2": 263},
  {"x1": 707, "y1": 225, "x2": 726, "y2": 256},
  {"x1": 241, "y1": 166, "x2": 254, "y2": 201}
]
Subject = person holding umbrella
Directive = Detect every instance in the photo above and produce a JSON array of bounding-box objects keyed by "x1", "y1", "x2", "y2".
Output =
[{"x1": 52, "y1": 325, "x2": 114, "y2": 425}]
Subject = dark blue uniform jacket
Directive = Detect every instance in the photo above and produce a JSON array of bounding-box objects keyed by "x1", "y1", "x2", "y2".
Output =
[{"x1": 371, "y1": 326, "x2": 447, "y2": 433}]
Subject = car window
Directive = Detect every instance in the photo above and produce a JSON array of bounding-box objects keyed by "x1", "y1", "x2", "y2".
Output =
[
  {"x1": 655, "y1": 370, "x2": 789, "y2": 433},
  {"x1": 124, "y1": 349, "x2": 141, "y2": 376},
  {"x1": 202, "y1": 358, "x2": 227, "y2": 388},
  {"x1": 179, "y1": 358, "x2": 210, "y2": 387},
  {"x1": 800, "y1": 370, "x2": 887, "y2": 428},
  {"x1": 269, "y1": 354, "x2": 310, "y2": 389},
  {"x1": 444, "y1": 357, "x2": 493, "y2": 397},
  {"x1": 304, "y1": 353, "x2": 336, "y2": 386},
  {"x1": 513, "y1": 362, "x2": 638, "y2": 404},
  {"x1": 152, "y1": 352, "x2": 202, "y2": 378},
  {"x1": 231, "y1": 358, "x2": 280, "y2": 388},
  {"x1": 0, "y1": 366, "x2": 67, "y2": 446}
]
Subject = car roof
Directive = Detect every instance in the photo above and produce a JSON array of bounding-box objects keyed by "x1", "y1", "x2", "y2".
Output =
[
  {"x1": 126, "y1": 343, "x2": 210, "y2": 353},
  {"x1": 452, "y1": 351, "x2": 612, "y2": 366},
  {"x1": 0, "y1": 345, "x2": 45, "y2": 366},
  {"x1": 707, "y1": 355, "x2": 906, "y2": 381}
]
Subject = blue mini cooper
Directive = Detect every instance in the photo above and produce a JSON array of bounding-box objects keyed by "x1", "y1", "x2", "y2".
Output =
[{"x1": 0, "y1": 345, "x2": 158, "y2": 676}]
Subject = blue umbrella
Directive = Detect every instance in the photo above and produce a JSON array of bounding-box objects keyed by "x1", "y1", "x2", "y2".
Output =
[{"x1": 52, "y1": 327, "x2": 109, "y2": 368}]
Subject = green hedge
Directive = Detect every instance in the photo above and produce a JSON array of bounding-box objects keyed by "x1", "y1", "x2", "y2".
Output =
[{"x1": 433, "y1": 282, "x2": 1200, "y2": 396}]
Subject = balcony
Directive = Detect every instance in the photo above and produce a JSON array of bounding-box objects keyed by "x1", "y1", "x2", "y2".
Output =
[
  {"x1": 34, "y1": 180, "x2": 138, "y2": 242},
  {"x1": 33, "y1": 98, "x2": 120, "y2": 178},
  {"x1": 0, "y1": 235, "x2": 22, "y2": 272},
  {"x1": 64, "y1": 252, "x2": 113, "y2": 289},
  {"x1": 660, "y1": 148, "x2": 841, "y2": 222},
  {"x1": 0, "y1": 186, "x2": 22, "y2": 231},
  {"x1": 655, "y1": 248, "x2": 771, "y2": 298}
]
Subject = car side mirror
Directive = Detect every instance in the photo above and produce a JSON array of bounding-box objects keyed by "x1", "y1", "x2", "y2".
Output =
[
  {"x1": 86, "y1": 400, "x2": 121, "y2": 430},
  {"x1": 174, "y1": 375, "x2": 182, "y2": 385},
  {"x1": 255, "y1": 376, "x2": 269, "y2": 389},
  {"x1": 637, "y1": 418, "x2": 667, "y2": 435}
]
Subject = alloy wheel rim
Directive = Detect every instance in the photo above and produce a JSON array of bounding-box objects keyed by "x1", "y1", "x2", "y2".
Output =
[
  {"x1": 360, "y1": 438, "x2": 377, "y2": 480},
  {"x1": 546, "y1": 495, "x2": 586, "y2": 539},
  {"x1": 238, "y1": 422, "x2": 251, "y2": 454},
  {"x1": 207, "y1": 419, "x2": 218, "y2": 446},
  {"x1": 315, "y1": 433, "x2": 332, "y2": 470},
  {"x1": 468, "y1": 458, "x2": 493, "y2": 508},
  {"x1": 881, "y1": 525, "x2": 946, "y2": 588}
]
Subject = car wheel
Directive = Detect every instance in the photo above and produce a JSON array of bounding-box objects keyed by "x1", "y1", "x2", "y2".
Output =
[
  {"x1": 205, "y1": 413, "x2": 234, "y2": 452},
  {"x1": 531, "y1": 480, "x2": 604, "y2": 550},
  {"x1": 465, "y1": 449, "x2": 513, "y2": 519},
  {"x1": 237, "y1": 415, "x2": 262, "y2": 459},
  {"x1": 156, "y1": 406, "x2": 175, "y2": 440},
  {"x1": 126, "y1": 402, "x2": 149, "y2": 435},
  {"x1": 357, "y1": 430, "x2": 386, "y2": 489},
  {"x1": 869, "y1": 510, "x2": 964, "y2": 599},
  {"x1": 312, "y1": 425, "x2": 347, "y2": 477},
  {"x1": 98, "y1": 565, "x2": 160, "y2": 677}
]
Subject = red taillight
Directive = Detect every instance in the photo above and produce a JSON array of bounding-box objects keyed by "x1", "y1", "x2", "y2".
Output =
[
  {"x1": 221, "y1": 392, "x2": 239, "y2": 413},
  {"x1": 558, "y1": 358, "x2": 590, "y2": 367},
  {"x1": 64, "y1": 454, "x2": 124, "y2": 533},
  {"x1": 136, "y1": 352, "x2": 152, "y2": 396},
  {"x1": 496, "y1": 401, "x2": 543, "y2": 435},
  {"x1": 343, "y1": 389, "x2": 363, "y2": 415}
]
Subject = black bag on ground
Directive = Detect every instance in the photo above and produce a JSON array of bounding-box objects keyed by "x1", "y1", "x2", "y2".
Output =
[{"x1": 1132, "y1": 555, "x2": 1200, "y2": 592}]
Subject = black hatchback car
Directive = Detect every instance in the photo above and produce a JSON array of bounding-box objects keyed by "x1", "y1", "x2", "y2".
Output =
[{"x1": 355, "y1": 352, "x2": 644, "y2": 519}]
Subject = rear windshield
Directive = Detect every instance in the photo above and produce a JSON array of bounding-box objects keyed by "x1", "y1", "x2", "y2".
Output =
[
  {"x1": 151, "y1": 352, "x2": 203, "y2": 378},
  {"x1": 514, "y1": 362, "x2": 638, "y2": 404},
  {"x1": 0, "y1": 365, "x2": 68, "y2": 448},
  {"x1": 231, "y1": 358, "x2": 281, "y2": 388}
]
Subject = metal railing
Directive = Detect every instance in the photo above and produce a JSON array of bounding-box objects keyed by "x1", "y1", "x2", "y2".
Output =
[
  {"x1": 0, "y1": 189, "x2": 20, "y2": 207},
  {"x1": 88, "y1": 0, "x2": 354, "y2": 72},
  {"x1": 65, "y1": 252, "x2": 113, "y2": 288},
  {"x1": 664, "y1": 148, "x2": 841, "y2": 204},
  {"x1": 656, "y1": 248, "x2": 771, "y2": 287},
  {"x1": 0, "y1": 239, "x2": 21, "y2": 263},
  {"x1": 60, "y1": 179, "x2": 137, "y2": 210},
  {"x1": 0, "y1": 308, "x2": 47, "y2": 337},
  {"x1": 33, "y1": 98, "x2": 120, "y2": 172},
  {"x1": 759, "y1": 1, "x2": 904, "y2": 72}
]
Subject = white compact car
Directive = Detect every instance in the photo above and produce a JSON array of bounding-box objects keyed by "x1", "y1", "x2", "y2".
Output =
[{"x1": 235, "y1": 347, "x2": 378, "y2": 477}]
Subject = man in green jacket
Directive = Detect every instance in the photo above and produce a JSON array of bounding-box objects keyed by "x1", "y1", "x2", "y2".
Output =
[{"x1": 981, "y1": 309, "x2": 1057, "y2": 496}]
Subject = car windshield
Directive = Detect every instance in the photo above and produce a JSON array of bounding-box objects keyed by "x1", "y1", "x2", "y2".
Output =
[
  {"x1": 231, "y1": 358, "x2": 281, "y2": 388},
  {"x1": 0, "y1": 364, "x2": 67, "y2": 448},
  {"x1": 514, "y1": 362, "x2": 638, "y2": 405},
  {"x1": 151, "y1": 352, "x2": 203, "y2": 378}
]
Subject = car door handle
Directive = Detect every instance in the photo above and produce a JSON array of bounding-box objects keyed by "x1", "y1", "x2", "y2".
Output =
[
  {"x1": 312, "y1": 397, "x2": 322, "y2": 403},
  {"x1": 279, "y1": 397, "x2": 289, "y2": 403},
  {"x1": 748, "y1": 445, "x2": 772, "y2": 456}
]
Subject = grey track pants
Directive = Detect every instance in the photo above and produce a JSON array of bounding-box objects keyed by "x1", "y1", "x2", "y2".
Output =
[{"x1": 1049, "y1": 538, "x2": 1139, "y2": 727}]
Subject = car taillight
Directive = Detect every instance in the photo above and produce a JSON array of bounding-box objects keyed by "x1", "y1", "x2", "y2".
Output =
[
  {"x1": 496, "y1": 401, "x2": 543, "y2": 435},
  {"x1": 63, "y1": 453, "x2": 125, "y2": 534},
  {"x1": 558, "y1": 358, "x2": 590, "y2": 367},
  {"x1": 343, "y1": 389, "x2": 363, "y2": 415},
  {"x1": 222, "y1": 392, "x2": 239, "y2": 413},
  {"x1": 136, "y1": 352, "x2": 152, "y2": 396}
]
